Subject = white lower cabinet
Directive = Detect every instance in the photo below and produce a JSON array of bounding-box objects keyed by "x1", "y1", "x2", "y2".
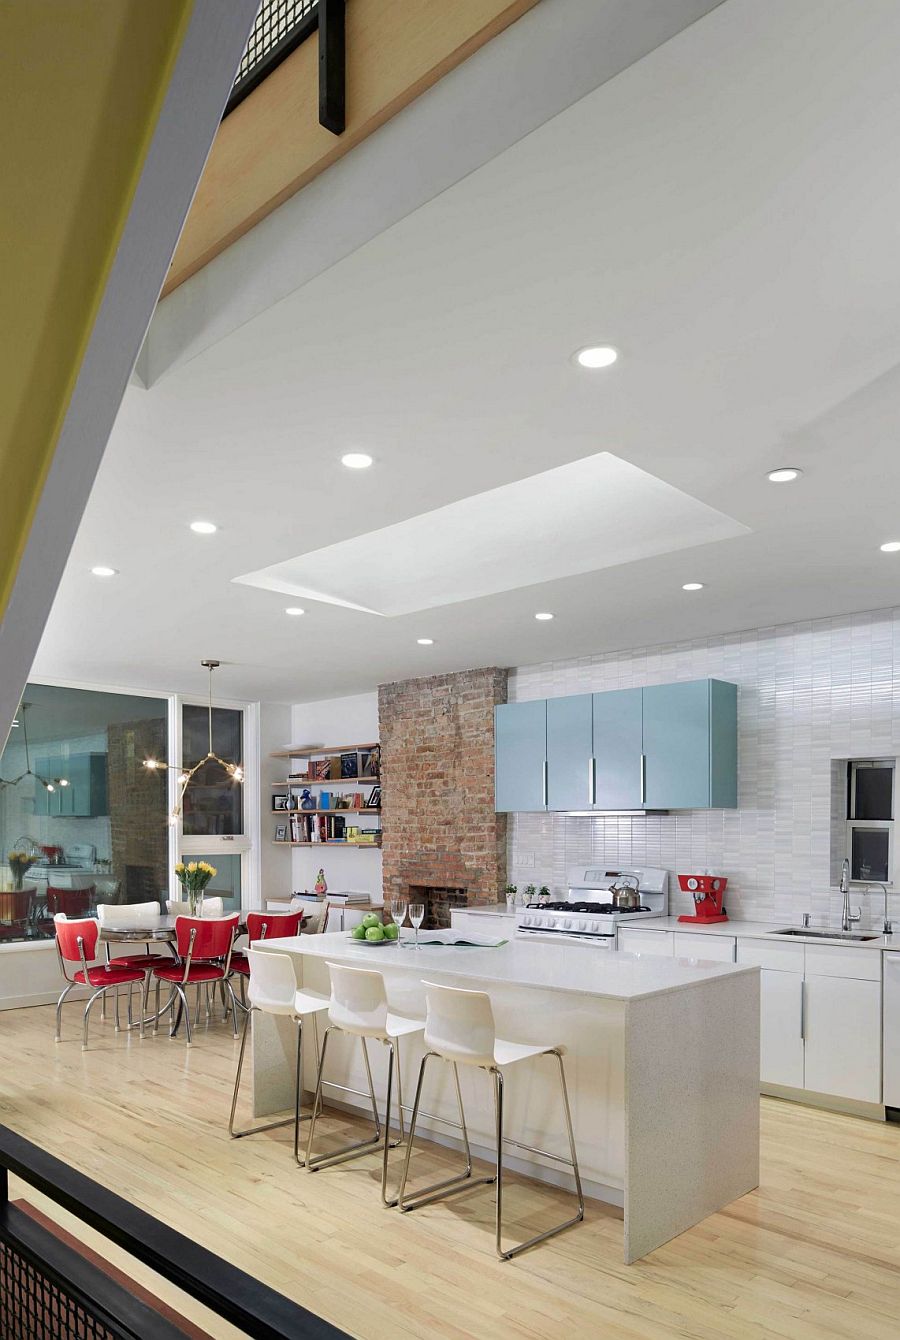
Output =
[
  {"x1": 758, "y1": 968, "x2": 804, "y2": 1087},
  {"x1": 617, "y1": 928, "x2": 673, "y2": 957},
  {"x1": 738, "y1": 938, "x2": 882, "y2": 1103},
  {"x1": 672, "y1": 932, "x2": 735, "y2": 962},
  {"x1": 803, "y1": 975, "x2": 882, "y2": 1103}
]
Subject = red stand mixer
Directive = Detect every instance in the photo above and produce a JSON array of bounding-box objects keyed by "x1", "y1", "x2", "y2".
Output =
[{"x1": 677, "y1": 873, "x2": 728, "y2": 923}]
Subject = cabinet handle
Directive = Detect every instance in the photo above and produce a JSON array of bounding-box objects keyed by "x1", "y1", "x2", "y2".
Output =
[
  {"x1": 589, "y1": 757, "x2": 596, "y2": 806},
  {"x1": 542, "y1": 759, "x2": 548, "y2": 808},
  {"x1": 800, "y1": 981, "x2": 805, "y2": 1040},
  {"x1": 639, "y1": 754, "x2": 646, "y2": 805}
]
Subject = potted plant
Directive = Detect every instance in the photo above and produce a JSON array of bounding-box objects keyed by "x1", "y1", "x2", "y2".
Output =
[
  {"x1": 174, "y1": 860, "x2": 217, "y2": 916},
  {"x1": 523, "y1": 883, "x2": 537, "y2": 905},
  {"x1": 505, "y1": 882, "x2": 518, "y2": 909},
  {"x1": 539, "y1": 885, "x2": 551, "y2": 903}
]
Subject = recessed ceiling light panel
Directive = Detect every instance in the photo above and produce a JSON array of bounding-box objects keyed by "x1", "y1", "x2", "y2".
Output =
[
  {"x1": 90, "y1": 566, "x2": 117, "y2": 578},
  {"x1": 766, "y1": 468, "x2": 802, "y2": 483},
  {"x1": 285, "y1": 606, "x2": 306, "y2": 616},
  {"x1": 341, "y1": 453, "x2": 373, "y2": 470},
  {"x1": 880, "y1": 541, "x2": 900, "y2": 553},
  {"x1": 682, "y1": 582, "x2": 704, "y2": 591},
  {"x1": 535, "y1": 611, "x2": 554, "y2": 621},
  {"x1": 574, "y1": 345, "x2": 618, "y2": 369},
  {"x1": 417, "y1": 637, "x2": 434, "y2": 645},
  {"x1": 190, "y1": 520, "x2": 218, "y2": 534}
]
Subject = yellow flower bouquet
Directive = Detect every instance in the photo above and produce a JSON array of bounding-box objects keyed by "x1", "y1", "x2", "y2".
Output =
[
  {"x1": 174, "y1": 859, "x2": 217, "y2": 915},
  {"x1": 8, "y1": 850, "x2": 37, "y2": 892}
]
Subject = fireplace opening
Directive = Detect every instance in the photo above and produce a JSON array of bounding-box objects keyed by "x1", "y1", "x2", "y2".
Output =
[{"x1": 406, "y1": 887, "x2": 467, "y2": 930}]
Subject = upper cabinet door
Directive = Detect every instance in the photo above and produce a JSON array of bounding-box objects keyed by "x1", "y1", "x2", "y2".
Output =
[
  {"x1": 642, "y1": 680, "x2": 712, "y2": 809},
  {"x1": 592, "y1": 688, "x2": 643, "y2": 809},
  {"x1": 546, "y1": 694, "x2": 593, "y2": 811},
  {"x1": 494, "y1": 700, "x2": 547, "y2": 812}
]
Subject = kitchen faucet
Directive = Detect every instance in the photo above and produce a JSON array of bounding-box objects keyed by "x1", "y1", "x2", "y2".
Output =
[
  {"x1": 866, "y1": 883, "x2": 892, "y2": 936},
  {"x1": 840, "y1": 858, "x2": 861, "y2": 932}
]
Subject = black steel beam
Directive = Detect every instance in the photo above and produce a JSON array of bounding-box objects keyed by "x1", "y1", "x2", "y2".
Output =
[{"x1": 318, "y1": 0, "x2": 346, "y2": 135}]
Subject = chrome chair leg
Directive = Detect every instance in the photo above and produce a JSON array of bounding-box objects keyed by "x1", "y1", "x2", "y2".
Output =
[
  {"x1": 493, "y1": 1051, "x2": 584, "y2": 1261},
  {"x1": 306, "y1": 1028, "x2": 383, "y2": 1173},
  {"x1": 114, "y1": 986, "x2": 121, "y2": 1032},
  {"x1": 171, "y1": 984, "x2": 193, "y2": 1044},
  {"x1": 230, "y1": 1006, "x2": 308, "y2": 1143},
  {"x1": 127, "y1": 983, "x2": 134, "y2": 1030},
  {"x1": 83, "y1": 988, "x2": 105, "y2": 1050},
  {"x1": 54, "y1": 983, "x2": 75, "y2": 1042},
  {"x1": 225, "y1": 980, "x2": 241, "y2": 1038},
  {"x1": 398, "y1": 1055, "x2": 492, "y2": 1213},
  {"x1": 154, "y1": 978, "x2": 161, "y2": 1033}
]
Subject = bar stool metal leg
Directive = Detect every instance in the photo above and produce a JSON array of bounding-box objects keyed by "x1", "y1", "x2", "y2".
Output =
[
  {"x1": 230, "y1": 1006, "x2": 310, "y2": 1154},
  {"x1": 305, "y1": 1028, "x2": 385, "y2": 1174},
  {"x1": 492, "y1": 1050, "x2": 584, "y2": 1261},
  {"x1": 399, "y1": 1054, "x2": 493, "y2": 1212}
]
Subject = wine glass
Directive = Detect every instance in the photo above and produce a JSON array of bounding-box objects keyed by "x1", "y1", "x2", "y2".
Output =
[
  {"x1": 390, "y1": 897, "x2": 408, "y2": 932},
  {"x1": 408, "y1": 902, "x2": 425, "y2": 950}
]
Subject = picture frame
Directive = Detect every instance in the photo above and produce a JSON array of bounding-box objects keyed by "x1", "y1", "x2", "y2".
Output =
[
  {"x1": 275, "y1": 822, "x2": 288, "y2": 842},
  {"x1": 360, "y1": 746, "x2": 380, "y2": 779},
  {"x1": 366, "y1": 785, "x2": 382, "y2": 810},
  {"x1": 272, "y1": 794, "x2": 289, "y2": 811}
]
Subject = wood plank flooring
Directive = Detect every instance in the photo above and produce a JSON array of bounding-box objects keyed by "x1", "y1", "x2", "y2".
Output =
[{"x1": 0, "y1": 1003, "x2": 898, "y2": 1339}]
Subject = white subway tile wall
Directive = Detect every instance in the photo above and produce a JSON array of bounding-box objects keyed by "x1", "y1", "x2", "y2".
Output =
[{"x1": 508, "y1": 608, "x2": 900, "y2": 927}]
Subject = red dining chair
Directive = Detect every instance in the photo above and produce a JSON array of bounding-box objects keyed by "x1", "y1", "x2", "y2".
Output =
[
  {"x1": 47, "y1": 886, "x2": 95, "y2": 919},
  {"x1": 229, "y1": 910, "x2": 306, "y2": 1009},
  {"x1": 151, "y1": 914, "x2": 240, "y2": 1046},
  {"x1": 54, "y1": 914, "x2": 147, "y2": 1048}
]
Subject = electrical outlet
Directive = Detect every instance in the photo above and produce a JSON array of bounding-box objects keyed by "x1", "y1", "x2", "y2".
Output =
[{"x1": 518, "y1": 851, "x2": 535, "y2": 868}]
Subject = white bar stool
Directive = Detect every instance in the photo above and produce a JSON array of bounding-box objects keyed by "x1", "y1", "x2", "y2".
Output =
[
  {"x1": 398, "y1": 979, "x2": 584, "y2": 1260},
  {"x1": 229, "y1": 948, "x2": 329, "y2": 1164},
  {"x1": 305, "y1": 961, "x2": 425, "y2": 1205}
]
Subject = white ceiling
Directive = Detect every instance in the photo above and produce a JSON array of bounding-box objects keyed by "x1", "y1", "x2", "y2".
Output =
[{"x1": 33, "y1": 0, "x2": 900, "y2": 705}]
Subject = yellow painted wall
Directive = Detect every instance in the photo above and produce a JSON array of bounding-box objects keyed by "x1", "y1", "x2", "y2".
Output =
[{"x1": 0, "y1": 0, "x2": 194, "y2": 621}]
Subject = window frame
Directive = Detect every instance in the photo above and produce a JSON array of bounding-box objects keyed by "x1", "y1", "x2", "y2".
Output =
[{"x1": 846, "y1": 758, "x2": 896, "y2": 886}]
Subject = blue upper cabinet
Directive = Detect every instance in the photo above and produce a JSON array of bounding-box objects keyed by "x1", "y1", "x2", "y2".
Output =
[
  {"x1": 592, "y1": 688, "x2": 643, "y2": 809},
  {"x1": 494, "y1": 700, "x2": 547, "y2": 812},
  {"x1": 641, "y1": 679, "x2": 737, "y2": 809},
  {"x1": 546, "y1": 694, "x2": 593, "y2": 811}
]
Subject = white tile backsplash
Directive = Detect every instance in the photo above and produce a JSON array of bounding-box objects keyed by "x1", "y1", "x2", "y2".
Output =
[{"x1": 508, "y1": 608, "x2": 900, "y2": 928}]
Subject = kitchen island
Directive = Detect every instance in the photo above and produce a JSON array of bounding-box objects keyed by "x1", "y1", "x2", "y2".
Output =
[{"x1": 253, "y1": 933, "x2": 760, "y2": 1262}]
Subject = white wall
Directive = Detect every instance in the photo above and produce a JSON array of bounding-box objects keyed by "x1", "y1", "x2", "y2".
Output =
[
  {"x1": 509, "y1": 606, "x2": 900, "y2": 928},
  {"x1": 259, "y1": 701, "x2": 293, "y2": 902},
  {"x1": 287, "y1": 692, "x2": 382, "y2": 902}
]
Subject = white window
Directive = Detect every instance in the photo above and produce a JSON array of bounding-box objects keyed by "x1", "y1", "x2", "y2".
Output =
[{"x1": 846, "y1": 760, "x2": 895, "y2": 885}]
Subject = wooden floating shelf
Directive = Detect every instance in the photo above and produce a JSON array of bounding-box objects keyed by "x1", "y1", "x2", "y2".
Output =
[
  {"x1": 272, "y1": 840, "x2": 382, "y2": 848},
  {"x1": 270, "y1": 742, "x2": 379, "y2": 760},
  {"x1": 273, "y1": 808, "x2": 380, "y2": 815},
  {"x1": 272, "y1": 777, "x2": 378, "y2": 787}
]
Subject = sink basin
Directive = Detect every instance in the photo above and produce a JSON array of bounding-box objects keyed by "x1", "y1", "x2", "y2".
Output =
[{"x1": 772, "y1": 928, "x2": 881, "y2": 941}]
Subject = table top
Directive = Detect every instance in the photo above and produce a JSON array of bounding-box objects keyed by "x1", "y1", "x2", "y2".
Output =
[{"x1": 98, "y1": 914, "x2": 247, "y2": 943}]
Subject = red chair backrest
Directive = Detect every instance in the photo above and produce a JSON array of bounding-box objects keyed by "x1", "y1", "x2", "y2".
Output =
[
  {"x1": 175, "y1": 914, "x2": 239, "y2": 961},
  {"x1": 54, "y1": 915, "x2": 99, "y2": 964},
  {"x1": 245, "y1": 910, "x2": 304, "y2": 941},
  {"x1": 47, "y1": 886, "x2": 94, "y2": 918}
]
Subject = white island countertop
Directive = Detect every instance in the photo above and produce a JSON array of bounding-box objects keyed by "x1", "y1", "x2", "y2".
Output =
[{"x1": 263, "y1": 931, "x2": 756, "y2": 1001}]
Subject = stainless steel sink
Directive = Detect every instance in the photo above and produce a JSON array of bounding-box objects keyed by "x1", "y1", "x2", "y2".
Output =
[{"x1": 772, "y1": 927, "x2": 881, "y2": 941}]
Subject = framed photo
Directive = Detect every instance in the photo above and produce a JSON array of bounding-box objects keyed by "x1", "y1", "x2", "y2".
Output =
[
  {"x1": 275, "y1": 822, "x2": 288, "y2": 842},
  {"x1": 360, "y1": 747, "x2": 380, "y2": 778},
  {"x1": 272, "y1": 794, "x2": 289, "y2": 811},
  {"x1": 366, "y1": 785, "x2": 382, "y2": 810}
]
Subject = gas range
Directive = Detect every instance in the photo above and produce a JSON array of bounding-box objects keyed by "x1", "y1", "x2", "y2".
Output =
[{"x1": 515, "y1": 867, "x2": 668, "y2": 948}]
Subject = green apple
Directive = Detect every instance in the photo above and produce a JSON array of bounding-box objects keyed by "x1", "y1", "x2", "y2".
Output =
[
  {"x1": 351, "y1": 923, "x2": 367, "y2": 939},
  {"x1": 383, "y1": 922, "x2": 399, "y2": 940},
  {"x1": 361, "y1": 913, "x2": 380, "y2": 929},
  {"x1": 365, "y1": 925, "x2": 385, "y2": 942}
]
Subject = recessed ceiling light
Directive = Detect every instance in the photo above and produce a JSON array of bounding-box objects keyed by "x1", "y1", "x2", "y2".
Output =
[
  {"x1": 880, "y1": 542, "x2": 900, "y2": 553},
  {"x1": 766, "y1": 468, "x2": 802, "y2": 483},
  {"x1": 574, "y1": 346, "x2": 618, "y2": 369},
  {"x1": 682, "y1": 582, "x2": 704, "y2": 591},
  {"x1": 417, "y1": 637, "x2": 434, "y2": 646},
  {"x1": 90, "y1": 566, "x2": 117, "y2": 578},
  {"x1": 190, "y1": 520, "x2": 218, "y2": 534},
  {"x1": 285, "y1": 607, "x2": 306, "y2": 616},
  {"x1": 341, "y1": 452, "x2": 373, "y2": 470},
  {"x1": 534, "y1": 611, "x2": 554, "y2": 621}
]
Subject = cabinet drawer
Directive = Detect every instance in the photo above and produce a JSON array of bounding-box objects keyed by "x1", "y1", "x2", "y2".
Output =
[
  {"x1": 737, "y1": 938, "x2": 805, "y2": 972},
  {"x1": 803, "y1": 944, "x2": 881, "y2": 981},
  {"x1": 618, "y1": 928, "x2": 673, "y2": 957},
  {"x1": 673, "y1": 933, "x2": 735, "y2": 962}
]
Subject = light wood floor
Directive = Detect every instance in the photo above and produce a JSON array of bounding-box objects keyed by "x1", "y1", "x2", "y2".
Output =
[{"x1": 1, "y1": 1003, "x2": 899, "y2": 1340}]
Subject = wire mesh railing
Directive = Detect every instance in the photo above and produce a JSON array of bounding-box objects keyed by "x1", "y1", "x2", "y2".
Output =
[{"x1": 228, "y1": 0, "x2": 320, "y2": 114}]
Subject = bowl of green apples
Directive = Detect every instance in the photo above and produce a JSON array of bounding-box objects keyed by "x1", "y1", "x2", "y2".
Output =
[{"x1": 349, "y1": 913, "x2": 399, "y2": 945}]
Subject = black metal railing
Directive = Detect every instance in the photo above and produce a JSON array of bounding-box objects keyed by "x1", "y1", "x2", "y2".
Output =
[
  {"x1": 226, "y1": 0, "x2": 345, "y2": 134},
  {"x1": 0, "y1": 1125, "x2": 348, "y2": 1340}
]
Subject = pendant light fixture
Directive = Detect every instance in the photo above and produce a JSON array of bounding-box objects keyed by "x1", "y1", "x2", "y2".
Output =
[
  {"x1": 0, "y1": 704, "x2": 69, "y2": 794},
  {"x1": 143, "y1": 660, "x2": 243, "y2": 824}
]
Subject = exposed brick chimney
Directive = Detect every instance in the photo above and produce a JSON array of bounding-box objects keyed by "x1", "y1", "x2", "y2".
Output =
[{"x1": 378, "y1": 668, "x2": 508, "y2": 923}]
